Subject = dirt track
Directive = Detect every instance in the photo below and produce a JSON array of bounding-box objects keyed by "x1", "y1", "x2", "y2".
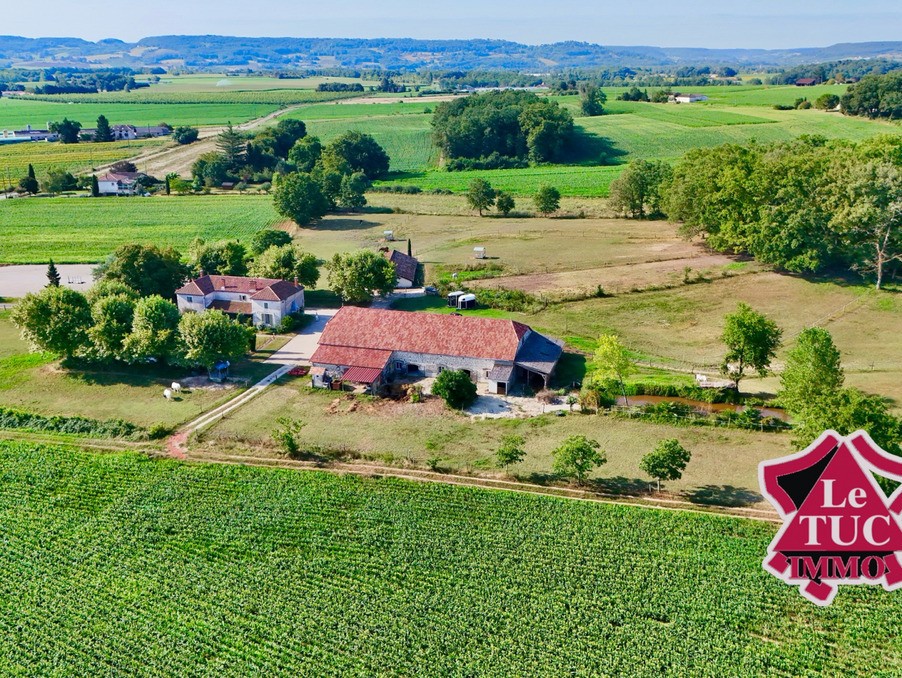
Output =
[{"x1": 91, "y1": 104, "x2": 308, "y2": 178}]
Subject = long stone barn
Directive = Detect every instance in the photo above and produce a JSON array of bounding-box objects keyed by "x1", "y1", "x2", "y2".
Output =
[{"x1": 309, "y1": 307, "x2": 564, "y2": 394}]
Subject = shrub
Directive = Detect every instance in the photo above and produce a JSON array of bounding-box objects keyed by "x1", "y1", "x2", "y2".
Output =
[
  {"x1": 0, "y1": 407, "x2": 142, "y2": 439},
  {"x1": 432, "y1": 370, "x2": 478, "y2": 409}
]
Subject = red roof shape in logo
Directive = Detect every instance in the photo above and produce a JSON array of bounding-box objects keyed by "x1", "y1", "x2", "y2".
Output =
[
  {"x1": 772, "y1": 441, "x2": 902, "y2": 554},
  {"x1": 760, "y1": 431, "x2": 902, "y2": 605}
]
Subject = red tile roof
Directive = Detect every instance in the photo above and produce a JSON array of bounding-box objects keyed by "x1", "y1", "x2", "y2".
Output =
[
  {"x1": 209, "y1": 299, "x2": 252, "y2": 315},
  {"x1": 387, "y1": 250, "x2": 419, "y2": 282},
  {"x1": 317, "y1": 307, "x2": 529, "y2": 361},
  {"x1": 341, "y1": 366, "x2": 384, "y2": 384},
  {"x1": 176, "y1": 275, "x2": 303, "y2": 301},
  {"x1": 309, "y1": 344, "x2": 392, "y2": 369}
]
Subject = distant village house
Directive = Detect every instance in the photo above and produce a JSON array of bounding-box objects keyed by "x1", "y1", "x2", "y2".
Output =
[
  {"x1": 670, "y1": 93, "x2": 709, "y2": 103},
  {"x1": 97, "y1": 172, "x2": 145, "y2": 196}
]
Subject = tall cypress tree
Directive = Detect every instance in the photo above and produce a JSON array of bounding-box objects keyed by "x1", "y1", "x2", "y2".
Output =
[
  {"x1": 94, "y1": 115, "x2": 113, "y2": 143},
  {"x1": 91, "y1": 175, "x2": 100, "y2": 197},
  {"x1": 27, "y1": 163, "x2": 35, "y2": 180},
  {"x1": 46, "y1": 260, "x2": 61, "y2": 287},
  {"x1": 407, "y1": 239, "x2": 412, "y2": 257}
]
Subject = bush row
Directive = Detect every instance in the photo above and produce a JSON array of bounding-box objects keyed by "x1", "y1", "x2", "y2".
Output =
[{"x1": 0, "y1": 407, "x2": 144, "y2": 439}]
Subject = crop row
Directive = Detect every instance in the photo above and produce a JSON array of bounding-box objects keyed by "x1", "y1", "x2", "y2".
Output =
[{"x1": 0, "y1": 441, "x2": 898, "y2": 676}]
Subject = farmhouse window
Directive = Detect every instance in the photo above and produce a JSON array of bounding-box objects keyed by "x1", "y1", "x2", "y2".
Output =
[
  {"x1": 187, "y1": 296, "x2": 192, "y2": 302},
  {"x1": 395, "y1": 361, "x2": 404, "y2": 371},
  {"x1": 264, "y1": 302, "x2": 269, "y2": 309}
]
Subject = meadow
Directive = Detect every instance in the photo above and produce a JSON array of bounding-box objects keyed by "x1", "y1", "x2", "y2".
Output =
[
  {"x1": 2, "y1": 441, "x2": 900, "y2": 675},
  {"x1": 0, "y1": 138, "x2": 167, "y2": 185},
  {"x1": 0, "y1": 195, "x2": 280, "y2": 263}
]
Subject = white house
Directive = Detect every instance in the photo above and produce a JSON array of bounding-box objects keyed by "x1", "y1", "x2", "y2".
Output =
[
  {"x1": 671, "y1": 93, "x2": 709, "y2": 103},
  {"x1": 176, "y1": 275, "x2": 304, "y2": 328},
  {"x1": 97, "y1": 171, "x2": 144, "y2": 196}
]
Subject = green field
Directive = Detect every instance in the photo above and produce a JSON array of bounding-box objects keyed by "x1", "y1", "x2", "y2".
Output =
[
  {"x1": 0, "y1": 138, "x2": 167, "y2": 185},
  {"x1": 1, "y1": 441, "x2": 899, "y2": 675},
  {"x1": 0, "y1": 195, "x2": 280, "y2": 263},
  {"x1": 274, "y1": 88, "x2": 898, "y2": 196},
  {"x1": 0, "y1": 97, "x2": 280, "y2": 129}
]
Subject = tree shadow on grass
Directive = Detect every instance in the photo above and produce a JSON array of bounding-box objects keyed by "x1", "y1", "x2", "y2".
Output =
[
  {"x1": 565, "y1": 129, "x2": 629, "y2": 166},
  {"x1": 309, "y1": 217, "x2": 386, "y2": 232},
  {"x1": 519, "y1": 472, "x2": 649, "y2": 497},
  {"x1": 686, "y1": 484, "x2": 762, "y2": 507}
]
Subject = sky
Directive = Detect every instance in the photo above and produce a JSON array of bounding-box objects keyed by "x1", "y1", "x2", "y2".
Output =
[{"x1": 4, "y1": 0, "x2": 901, "y2": 49}]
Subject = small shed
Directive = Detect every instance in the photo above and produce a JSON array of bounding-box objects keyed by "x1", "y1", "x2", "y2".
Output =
[
  {"x1": 457, "y1": 293, "x2": 477, "y2": 310},
  {"x1": 209, "y1": 360, "x2": 231, "y2": 383},
  {"x1": 383, "y1": 230, "x2": 395, "y2": 241},
  {"x1": 474, "y1": 247, "x2": 486, "y2": 259},
  {"x1": 447, "y1": 290, "x2": 465, "y2": 307}
]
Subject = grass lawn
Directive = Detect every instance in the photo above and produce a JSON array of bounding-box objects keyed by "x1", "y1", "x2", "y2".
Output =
[
  {"x1": 0, "y1": 138, "x2": 168, "y2": 186},
  {"x1": 0, "y1": 312, "x2": 281, "y2": 430},
  {"x1": 201, "y1": 376, "x2": 786, "y2": 506},
  {"x1": 0, "y1": 195, "x2": 281, "y2": 263},
  {"x1": 4, "y1": 442, "x2": 901, "y2": 675}
]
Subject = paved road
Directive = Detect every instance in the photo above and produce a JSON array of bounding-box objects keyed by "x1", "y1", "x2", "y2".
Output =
[
  {"x1": 167, "y1": 307, "x2": 337, "y2": 454},
  {"x1": 265, "y1": 308, "x2": 336, "y2": 365},
  {"x1": 0, "y1": 264, "x2": 95, "y2": 298}
]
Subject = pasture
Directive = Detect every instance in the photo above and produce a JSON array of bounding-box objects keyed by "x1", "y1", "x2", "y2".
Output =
[
  {"x1": 2, "y1": 442, "x2": 900, "y2": 675},
  {"x1": 0, "y1": 138, "x2": 167, "y2": 185},
  {"x1": 200, "y1": 373, "x2": 786, "y2": 502},
  {"x1": 0, "y1": 195, "x2": 280, "y2": 263}
]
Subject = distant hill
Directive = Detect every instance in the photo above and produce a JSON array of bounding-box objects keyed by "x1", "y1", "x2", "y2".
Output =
[{"x1": 1, "y1": 35, "x2": 901, "y2": 71}]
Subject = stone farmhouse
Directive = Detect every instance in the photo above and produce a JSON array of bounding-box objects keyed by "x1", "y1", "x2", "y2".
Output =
[
  {"x1": 176, "y1": 275, "x2": 304, "y2": 328},
  {"x1": 310, "y1": 307, "x2": 563, "y2": 394}
]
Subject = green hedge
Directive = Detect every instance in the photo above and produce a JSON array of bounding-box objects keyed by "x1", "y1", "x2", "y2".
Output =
[{"x1": 0, "y1": 407, "x2": 143, "y2": 439}]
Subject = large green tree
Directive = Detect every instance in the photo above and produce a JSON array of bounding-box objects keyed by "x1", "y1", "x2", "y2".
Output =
[
  {"x1": 177, "y1": 310, "x2": 252, "y2": 369},
  {"x1": 533, "y1": 185, "x2": 561, "y2": 216},
  {"x1": 216, "y1": 123, "x2": 247, "y2": 171},
  {"x1": 49, "y1": 118, "x2": 82, "y2": 144},
  {"x1": 250, "y1": 244, "x2": 320, "y2": 287},
  {"x1": 88, "y1": 294, "x2": 136, "y2": 361},
  {"x1": 552, "y1": 435, "x2": 606, "y2": 485},
  {"x1": 466, "y1": 178, "x2": 496, "y2": 215},
  {"x1": 11, "y1": 286, "x2": 92, "y2": 359},
  {"x1": 96, "y1": 244, "x2": 190, "y2": 299},
  {"x1": 779, "y1": 327, "x2": 844, "y2": 417},
  {"x1": 592, "y1": 334, "x2": 635, "y2": 405},
  {"x1": 640, "y1": 439, "x2": 692, "y2": 492},
  {"x1": 122, "y1": 296, "x2": 181, "y2": 363},
  {"x1": 830, "y1": 159, "x2": 902, "y2": 289},
  {"x1": 288, "y1": 135, "x2": 323, "y2": 173},
  {"x1": 273, "y1": 172, "x2": 330, "y2": 226},
  {"x1": 94, "y1": 114, "x2": 113, "y2": 142},
  {"x1": 608, "y1": 159, "x2": 672, "y2": 218},
  {"x1": 721, "y1": 303, "x2": 782, "y2": 389},
  {"x1": 188, "y1": 239, "x2": 248, "y2": 277},
  {"x1": 250, "y1": 229, "x2": 292, "y2": 255},
  {"x1": 320, "y1": 131, "x2": 390, "y2": 179},
  {"x1": 327, "y1": 250, "x2": 396, "y2": 303}
]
